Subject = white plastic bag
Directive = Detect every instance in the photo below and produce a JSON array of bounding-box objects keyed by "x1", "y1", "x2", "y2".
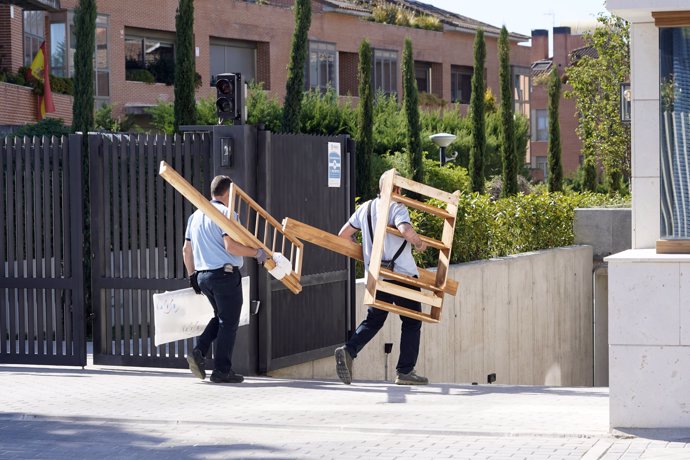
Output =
[{"x1": 153, "y1": 277, "x2": 251, "y2": 346}]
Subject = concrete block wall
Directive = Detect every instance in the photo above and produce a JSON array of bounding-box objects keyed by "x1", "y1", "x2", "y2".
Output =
[{"x1": 271, "y1": 245, "x2": 594, "y2": 386}]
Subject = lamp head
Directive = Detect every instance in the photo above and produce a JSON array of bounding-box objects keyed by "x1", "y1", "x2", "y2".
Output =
[{"x1": 430, "y1": 132, "x2": 457, "y2": 148}]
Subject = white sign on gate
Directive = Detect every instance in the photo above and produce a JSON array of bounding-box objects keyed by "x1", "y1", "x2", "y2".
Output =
[{"x1": 328, "y1": 142, "x2": 341, "y2": 188}]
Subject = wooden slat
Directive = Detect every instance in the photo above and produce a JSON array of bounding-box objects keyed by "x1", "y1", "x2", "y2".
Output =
[
  {"x1": 159, "y1": 161, "x2": 302, "y2": 294},
  {"x1": 282, "y1": 217, "x2": 458, "y2": 295},
  {"x1": 656, "y1": 239, "x2": 690, "y2": 254},
  {"x1": 436, "y1": 191, "x2": 460, "y2": 287},
  {"x1": 379, "y1": 268, "x2": 442, "y2": 292},
  {"x1": 369, "y1": 298, "x2": 439, "y2": 324},
  {"x1": 385, "y1": 226, "x2": 447, "y2": 250},
  {"x1": 391, "y1": 192, "x2": 454, "y2": 220},
  {"x1": 174, "y1": 134, "x2": 184, "y2": 281},
  {"x1": 393, "y1": 174, "x2": 459, "y2": 205},
  {"x1": 377, "y1": 280, "x2": 443, "y2": 308},
  {"x1": 653, "y1": 11, "x2": 690, "y2": 27},
  {"x1": 364, "y1": 170, "x2": 395, "y2": 306}
]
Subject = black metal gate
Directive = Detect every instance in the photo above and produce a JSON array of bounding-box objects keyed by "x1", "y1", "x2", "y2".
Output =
[
  {"x1": 0, "y1": 135, "x2": 86, "y2": 366},
  {"x1": 257, "y1": 132, "x2": 355, "y2": 372},
  {"x1": 2, "y1": 128, "x2": 354, "y2": 372},
  {"x1": 89, "y1": 133, "x2": 211, "y2": 367}
]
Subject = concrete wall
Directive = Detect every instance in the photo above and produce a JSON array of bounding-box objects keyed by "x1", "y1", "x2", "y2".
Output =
[{"x1": 271, "y1": 245, "x2": 593, "y2": 387}]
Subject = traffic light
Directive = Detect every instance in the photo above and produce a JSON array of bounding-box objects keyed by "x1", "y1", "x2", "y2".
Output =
[{"x1": 215, "y1": 72, "x2": 243, "y2": 125}]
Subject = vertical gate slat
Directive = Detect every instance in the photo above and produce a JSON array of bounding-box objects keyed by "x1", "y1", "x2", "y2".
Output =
[
  {"x1": 137, "y1": 136, "x2": 148, "y2": 354},
  {"x1": 55, "y1": 288, "x2": 64, "y2": 355},
  {"x1": 61, "y1": 138, "x2": 72, "y2": 356},
  {"x1": 142, "y1": 138, "x2": 155, "y2": 357},
  {"x1": 26, "y1": 139, "x2": 37, "y2": 355},
  {"x1": 122, "y1": 138, "x2": 135, "y2": 357},
  {"x1": 174, "y1": 135, "x2": 184, "y2": 283},
  {"x1": 0, "y1": 139, "x2": 6, "y2": 355},
  {"x1": 165, "y1": 136, "x2": 177, "y2": 357},
  {"x1": 153, "y1": 135, "x2": 166, "y2": 358},
  {"x1": 17, "y1": 138, "x2": 27, "y2": 354},
  {"x1": 51, "y1": 138, "x2": 62, "y2": 354},
  {"x1": 6, "y1": 140, "x2": 16, "y2": 354},
  {"x1": 40, "y1": 138, "x2": 51, "y2": 354}
]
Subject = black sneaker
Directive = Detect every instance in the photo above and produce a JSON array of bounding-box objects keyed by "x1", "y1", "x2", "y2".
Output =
[
  {"x1": 210, "y1": 370, "x2": 244, "y2": 383},
  {"x1": 334, "y1": 346, "x2": 353, "y2": 385},
  {"x1": 186, "y1": 348, "x2": 206, "y2": 380}
]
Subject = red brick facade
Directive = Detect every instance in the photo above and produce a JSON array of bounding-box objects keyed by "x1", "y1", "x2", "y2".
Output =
[
  {"x1": 1, "y1": 0, "x2": 533, "y2": 126},
  {"x1": 0, "y1": 5, "x2": 25, "y2": 74},
  {"x1": 529, "y1": 27, "x2": 586, "y2": 179},
  {"x1": 0, "y1": 82, "x2": 73, "y2": 125}
]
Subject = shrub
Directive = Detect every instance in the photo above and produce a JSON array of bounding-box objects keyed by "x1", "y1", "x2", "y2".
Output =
[
  {"x1": 94, "y1": 104, "x2": 121, "y2": 132},
  {"x1": 410, "y1": 191, "x2": 630, "y2": 268},
  {"x1": 246, "y1": 82, "x2": 283, "y2": 132},
  {"x1": 12, "y1": 118, "x2": 72, "y2": 138},
  {"x1": 126, "y1": 68, "x2": 156, "y2": 84},
  {"x1": 410, "y1": 14, "x2": 442, "y2": 31},
  {"x1": 299, "y1": 87, "x2": 355, "y2": 135},
  {"x1": 146, "y1": 101, "x2": 174, "y2": 134}
]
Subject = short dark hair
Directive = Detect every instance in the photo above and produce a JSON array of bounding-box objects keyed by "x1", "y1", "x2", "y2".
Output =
[{"x1": 211, "y1": 175, "x2": 232, "y2": 197}]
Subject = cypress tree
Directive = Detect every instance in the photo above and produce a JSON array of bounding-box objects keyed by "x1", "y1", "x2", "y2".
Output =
[
  {"x1": 71, "y1": 0, "x2": 96, "y2": 321},
  {"x1": 174, "y1": 0, "x2": 197, "y2": 133},
  {"x1": 499, "y1": 26, "x2": 517, "y2": 197},
  {"x1": 72, "y1": 0, "x2": 96, "y2": 136},
  {"x1": 282, "y1": 0, "x2": 311, "y2": 133},
  {"x1": 357, "y1": 39, "x2": 374, "y2": 199},
  {"x1": 469, "y1": 29, "x2": 486, "y2": 193},
  {"x1": 402, "y1": 38, "x2": 423, "y2": 184},
  {"x1": 547, "y1": 68, "x2": 563, "y2": 192}
]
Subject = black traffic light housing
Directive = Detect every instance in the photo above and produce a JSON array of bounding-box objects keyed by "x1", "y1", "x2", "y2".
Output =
[{"x1": 215, "y1": 72, "x2": 243, "y2": 125}]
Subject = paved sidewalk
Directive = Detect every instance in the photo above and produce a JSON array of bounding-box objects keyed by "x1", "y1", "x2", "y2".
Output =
[{"x1": 0, "y1": 362, "x2": 689, "y2": 459}]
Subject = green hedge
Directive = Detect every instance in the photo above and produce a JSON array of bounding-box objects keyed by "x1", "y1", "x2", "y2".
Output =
[{"x1": 411, "y1": 191, "x2": 629, "y2": 267}]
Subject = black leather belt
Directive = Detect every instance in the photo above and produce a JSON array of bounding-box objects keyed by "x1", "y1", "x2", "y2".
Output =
[{"x1": 198, "y1": 264, "x2": 238, "y2": 273}]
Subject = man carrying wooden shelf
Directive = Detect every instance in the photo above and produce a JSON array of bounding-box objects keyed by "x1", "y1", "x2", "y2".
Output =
[{"x1": 335, "y1": 172, "x2": 429, "y2": 385}]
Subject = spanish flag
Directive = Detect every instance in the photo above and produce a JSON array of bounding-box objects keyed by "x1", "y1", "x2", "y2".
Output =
[{"x1": 28, "y1": 41, "x2": 55, "y2": 119}]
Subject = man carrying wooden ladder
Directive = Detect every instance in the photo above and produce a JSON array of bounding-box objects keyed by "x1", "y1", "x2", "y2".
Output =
[{"x1": 335, "y1": 172, "x2": 430, "y2": 385}]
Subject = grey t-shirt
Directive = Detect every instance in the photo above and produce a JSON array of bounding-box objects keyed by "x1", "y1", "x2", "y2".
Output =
[{"x1": 348, "y1": 197, "x2": 419, "y2": 277}]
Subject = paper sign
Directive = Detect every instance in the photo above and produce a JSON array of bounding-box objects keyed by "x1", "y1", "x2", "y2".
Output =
[
  {"x1": 328, "y1": 142, "x2": 341, "y2": 188},
  {"x1": 153, "y1": 276, "x2": 251, "y2": 347}
]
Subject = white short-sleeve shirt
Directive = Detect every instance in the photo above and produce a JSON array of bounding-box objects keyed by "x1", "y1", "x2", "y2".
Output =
[{"x1": 348, "y1": 197, "x2": 418, "y2": 277}]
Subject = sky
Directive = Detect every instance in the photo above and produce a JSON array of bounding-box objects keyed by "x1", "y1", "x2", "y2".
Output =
[{"x1": 427, "y1": 0, "x2": 609, "y2": 37}]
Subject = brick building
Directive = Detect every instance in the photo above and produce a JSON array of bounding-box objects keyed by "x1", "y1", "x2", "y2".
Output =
[
  {"x1": 0, "y1": 0, "x2": 532, "y2": 132},
  {"x1": 528, "y1": 27, "x2": 587, "y2": 181}
]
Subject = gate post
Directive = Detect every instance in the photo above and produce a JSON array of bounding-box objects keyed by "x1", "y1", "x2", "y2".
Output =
[{"x1": 68, "y1": 134, "x2": 86, "y2": 366}]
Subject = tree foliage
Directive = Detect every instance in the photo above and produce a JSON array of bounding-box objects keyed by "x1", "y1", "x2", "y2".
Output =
[
  {"x1": 174, "y1": 0, "x2": 197, "y2": 133},
  {"x1": 565, "y1": 14, "x2": 630, "y2": 191},
  {"x1": 72, "y1": 0, "x2": 96, "y2": 135},
  {"x1": 357, "y1": 40, "x2": 374, "y2": 199},
  {"x1": 402, "y1": 38, "x2": 423, "y2": 184},
  {"x1": 498, "y1": 26, "x2": 517, "y2": 197},
  {"x1": 547, "y1": 69, "x2": 563, "y2": 192},
  {"x1": 282, "y1": 0, "x2": 311, "y2": 133},
  {"x1": 469, "y1": 29, "x2": 486, "y2": 193}
]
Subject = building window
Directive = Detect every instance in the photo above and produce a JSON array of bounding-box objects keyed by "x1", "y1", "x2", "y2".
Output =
[
  {"x1": 531, "y1": 109, "x2": 548, "y2": 141},
  {"x1": 49, "y1": 13, "x2": 110, "y2": 101},
  {"x1": 451, "y1": 65, "x2": 472, "y2": 104},
  {"x1": 306, "y1": 41, "x2": 337, "y2": 92},
  {"x1": 24, "y1": 11, "x2": 45, "y2": 67},
  {"x1": 536, "y1": 156, "x2": 548, "y2": 178},
  {"x1": 415, "y1": 61, "x2": 431, "y2": 93},
  {"x1": 94, "y1": 15, "x2": 110, "y2": 99},
  {"x1": 660, "y1": 27, "x2": 690, "y2": 238},
  {"x1": 125, "y1": 28, "x2": 175, "y2": 85},
  {"x1": 512, "y1": 66, "x2": 530, "y2": 118},
  {"x1": 210, "y1": 38, "x2": 256, "y2": 86},
  {"x1": 373, "y1": 49, "x2": 397, "y2": 95}
]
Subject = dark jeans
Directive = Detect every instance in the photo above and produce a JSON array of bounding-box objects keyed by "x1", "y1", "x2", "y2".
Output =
[
  {"x1": 345, "y1": 280, "x2": 422, "y2": 375},
  {"x1": 195, "y1": 269, "x2": 243, "y2": 374}
]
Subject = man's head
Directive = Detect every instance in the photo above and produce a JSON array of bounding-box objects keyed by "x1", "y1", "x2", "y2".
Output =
[
  {"x1": 378, "y1": 171, "x2": 401, "y2": 195},
  {"x1": 211, "y1": 175, "x2": 232, "y2": 198}
]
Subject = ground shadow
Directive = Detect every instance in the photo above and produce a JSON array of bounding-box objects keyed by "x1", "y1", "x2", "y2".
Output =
[
  {"x1": 0, "y1": 414, "x2": 290, "y2": 459},
  {"x1": 613, "y1": 428, "x2": 690, "y2": 442}
]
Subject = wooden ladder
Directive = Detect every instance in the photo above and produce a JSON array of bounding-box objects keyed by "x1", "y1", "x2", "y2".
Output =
[{"x1": 159, "y1": 161, "x2": 303, "y2": 294}]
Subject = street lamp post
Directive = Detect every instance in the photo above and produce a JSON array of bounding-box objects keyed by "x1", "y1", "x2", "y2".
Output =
[{"x1": 429, "y1": 133, "x2": 457, "y2": 166}]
